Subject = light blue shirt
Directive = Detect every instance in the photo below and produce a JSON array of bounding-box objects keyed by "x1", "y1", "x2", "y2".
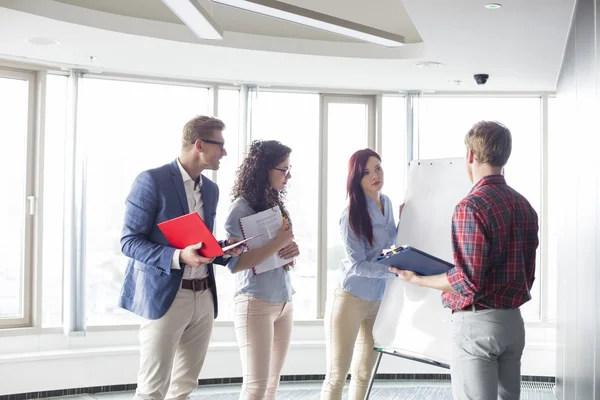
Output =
[
  {"x1": 224, "y1": 197, "x2": 294, "y2": 303},
  {"x1": 336, "y1": 194, "x2": 397, "y2": 302}
]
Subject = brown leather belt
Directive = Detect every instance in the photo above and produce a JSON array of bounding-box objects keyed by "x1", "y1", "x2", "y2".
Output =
[{"x1": 181, "y1": 277, "x2": 211, "y2": 292}]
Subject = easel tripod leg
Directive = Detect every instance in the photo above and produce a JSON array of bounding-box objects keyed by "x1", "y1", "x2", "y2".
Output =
[{"x1": 365, "y1": 351, "x2": 383, "y2": 399}]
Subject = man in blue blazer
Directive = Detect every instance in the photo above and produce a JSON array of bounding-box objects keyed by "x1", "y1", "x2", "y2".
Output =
[{"x1": 119, "y1": 116, "x2": 241, "y2": 400}]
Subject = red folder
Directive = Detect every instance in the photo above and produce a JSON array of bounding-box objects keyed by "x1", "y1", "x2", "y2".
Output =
[
  {"x1": 158, "y1": 212, "x2": 224, "y2": 258},
  {"x1": 158, "y1": 212, "x2": 259, "y2": 258}
]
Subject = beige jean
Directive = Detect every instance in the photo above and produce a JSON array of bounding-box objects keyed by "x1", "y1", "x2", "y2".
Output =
[
  {"x1": 134, "y1": 287, "x2": 214, "y2": 400},
  {"x1": 320, "y1": 289, "x2": 381, "y2": 400},
  {"x1": 234, "y1": 294, "x2": 294, "y2": 400}
]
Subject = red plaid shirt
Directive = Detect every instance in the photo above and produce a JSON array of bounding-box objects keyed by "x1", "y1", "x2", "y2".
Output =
[{"x1": 442, "y1": 175, "x2": 539, "y2": 311}]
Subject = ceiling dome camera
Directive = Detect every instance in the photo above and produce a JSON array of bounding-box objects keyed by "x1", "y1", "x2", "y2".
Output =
[{"x1": 474, "y1": 74, "x2": 489, "y2": 85}]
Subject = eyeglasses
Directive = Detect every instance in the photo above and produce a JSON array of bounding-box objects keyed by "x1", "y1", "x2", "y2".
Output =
[
  {"x1": 193, "y1": 138, "x2": 225, "y2": 150},
  {"x1": 273, "y1": 165, "x2": 292, "y2": 176}
]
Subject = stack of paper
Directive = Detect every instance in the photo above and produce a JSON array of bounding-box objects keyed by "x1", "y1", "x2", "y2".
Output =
[{"x1": 239, "y1": 206, "x2": 293, "y2": 274}]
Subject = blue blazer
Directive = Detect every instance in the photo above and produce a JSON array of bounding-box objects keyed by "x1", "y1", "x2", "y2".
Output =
[{"x1": 119, "y1": 159, "x2": 227, "y2": 320}]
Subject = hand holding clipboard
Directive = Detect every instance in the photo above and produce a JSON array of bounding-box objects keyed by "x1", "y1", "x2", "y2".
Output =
[{"x1": 376, "y1": 245, "x2": 453, "y2": 277}]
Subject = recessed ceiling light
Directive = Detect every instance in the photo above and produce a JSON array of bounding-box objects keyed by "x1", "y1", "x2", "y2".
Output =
[
  {"x1": 485, "y1": 3, "x2": 502, "y2": 9},
  {"x1": 26, "y1": 37, "x2": 59, "y2": 46},
  {"x1": 416, "y1": 61, "x2": 443, "y2": 68}
]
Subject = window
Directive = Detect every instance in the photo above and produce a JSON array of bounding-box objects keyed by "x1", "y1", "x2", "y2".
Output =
[
  {"x1": 251, "y1": 91, "x2": 320, "y2": 320},
  {"x1": 381, "y1": 96, "x2": 408, "y2": 222},
  {"x1": 42, "y1": 74, "x2": 69, "y2": 327},
  {"x1": 78, "y1": 78, "x2": 209, "y2": 325},
  {"x1": 418, "y1": 97, "x2": 542, "y2": 320},
  {"x1": 546, "y1": 97, "x2": 558, "y2": 321},
  {"x1": 214, "y1": 88, "x2": 240, "y2": 320},
  {"x1": 323, "y1": 97, "x2": 373, "y2": 302},
  {"x1": 0, "y1": 68, "x2": 554, "y2": 331},
  {"x1": 0, "y1": 70, "x2": 35, "y2": 327}
]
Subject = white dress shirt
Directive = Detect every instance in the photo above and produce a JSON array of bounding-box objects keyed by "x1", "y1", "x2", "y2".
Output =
[{"x1": 171, "y1": 158, "x2": 208, "y2": 280}]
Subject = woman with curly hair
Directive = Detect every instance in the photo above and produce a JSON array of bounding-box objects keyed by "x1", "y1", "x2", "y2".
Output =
[{"x1": 224, "y1": 139, "x2": 299, "y2": 400}]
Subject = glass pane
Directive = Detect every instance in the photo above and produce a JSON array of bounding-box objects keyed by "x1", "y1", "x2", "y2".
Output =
[
  {"x1": 42, "y1": 74, "x2": 68, "y2": 326},
  {"x1": 79, "y1": 78, "x2": 209, "y2": 325},
  {"x1": 214, "y1": 88, "x2": 240, "y2": 321},
  {"x1": 0, "y1": 76, "x2": 29, "y2": 320},
  {"x1": 326, "y1": 101, "x2": 369, "y2": 301},
  {"x1": 251, "y1": 92, "x2": 320, "y2": 320},
  {"x1": 381, "y1": 96, "x2": 407, "y2": 222},
  {"x1": 419, "y1": 97, "x2": 542, "y2": 320},
  {"x1": 546, "y1": 97, "x2": 558, "y2": 321}
]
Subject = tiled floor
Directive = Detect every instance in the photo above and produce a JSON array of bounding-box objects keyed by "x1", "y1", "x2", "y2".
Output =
[{"x1": 50, "y1": 380, "x2": 556, "y2": 400}]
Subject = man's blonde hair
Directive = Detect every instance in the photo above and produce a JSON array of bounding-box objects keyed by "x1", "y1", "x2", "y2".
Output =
[
  {"x1": 464, "y1": 121, "x2": 512, "y2": 167},
  {"x1": 182, "y1": 115, "x2": 225, "y2": 148}
]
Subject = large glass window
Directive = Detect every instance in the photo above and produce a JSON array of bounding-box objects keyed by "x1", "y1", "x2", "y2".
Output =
[
  {"x1": 250, "y1": 91, "x2": 320, "y2": 319},
  {"x1": 418, "y1": 97, "x2": 542, "y2": 320},
  {"x1": 381, "y1": 96, "x2": 408, "y2": 222},
  {"x1": 42, "y1": 74, "x2": 69, "y2": 327},
  {"x1": 324, "y1": 97, "x2": 372, "y2": 301},
  {"x1": 78, "y1": 78, "x2": 209, "y2": 325},
  {"x1": 546, "y1": 97, "x2": 558, "y2": 321},
  {"x1": 0, "y1": 69, "x2": 556, "y2": 330},
  {"x1": 0, "y1": 71, "x2": 34, "y2": 327},
  {"x1": 214, "y1": 88, "x2": 240, "y2": 320}
]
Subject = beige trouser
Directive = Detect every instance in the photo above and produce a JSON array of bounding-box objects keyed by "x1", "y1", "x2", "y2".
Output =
[
  {"x1": 321, "y1": 289, "x2": 381, "y2": 400},
  {"x1": 134, "y1": 287, "x2": 214, "y2": 400},
  {"x1": 234, "y1": 294, "x2": 294, "y2": 400}
]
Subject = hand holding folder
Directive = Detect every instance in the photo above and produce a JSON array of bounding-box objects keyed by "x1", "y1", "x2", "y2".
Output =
[
  {"x1": 158, "y1": 212, "x2": 259, "y2": 258},
  {"x1": 376, "y1": 245, "x2": 453, "y2": 276}
]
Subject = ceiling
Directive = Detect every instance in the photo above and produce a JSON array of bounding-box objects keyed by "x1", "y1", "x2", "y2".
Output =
[
  {"x1": 0, "y1": 0, "x2": 576, "y2": 92},
  {"x1": 54, "y1": 0, "x2": 423, "y2": 43}
]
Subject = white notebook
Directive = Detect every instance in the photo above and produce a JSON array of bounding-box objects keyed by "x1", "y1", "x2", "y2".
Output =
[{"x1": 239, "y1": 206, "x2": 292, "y2": 274}]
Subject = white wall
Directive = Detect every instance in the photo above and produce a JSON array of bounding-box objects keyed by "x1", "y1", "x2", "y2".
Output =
[
  {"x1": 0, "y1": 321, "x2": 556, "y2": 395},
  {"x1": 554, "y1": 0, "x2": 600, "y2": 398}
]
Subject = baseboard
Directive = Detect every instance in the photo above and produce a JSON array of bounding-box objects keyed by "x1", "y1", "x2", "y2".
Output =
[{"x1": 1, "y1": 374, "x2": 556, "y2": 400}]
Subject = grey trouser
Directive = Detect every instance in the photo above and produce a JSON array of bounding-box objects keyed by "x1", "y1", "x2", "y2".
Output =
[{"x1": 451, "y1": 307, "x2": 525, "y2": 400}]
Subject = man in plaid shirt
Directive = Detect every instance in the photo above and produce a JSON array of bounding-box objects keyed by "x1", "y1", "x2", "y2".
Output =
[{"x1": 390, "y1": 121, "x2": 539, "y2": 400}]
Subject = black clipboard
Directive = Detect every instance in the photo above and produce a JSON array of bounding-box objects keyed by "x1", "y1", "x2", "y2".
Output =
[{"x1": 376, "y1": 246, "x2": 453, "y2": 276}]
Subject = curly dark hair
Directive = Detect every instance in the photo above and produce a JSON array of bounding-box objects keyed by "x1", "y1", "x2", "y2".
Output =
[{"x1": 231, "y1": 140, "x2": 292, "y2": 219}]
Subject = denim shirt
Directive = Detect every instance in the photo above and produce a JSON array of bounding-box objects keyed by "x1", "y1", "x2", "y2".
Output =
[
  {"x1": 224, "y1": 197, "x2": 294, "y2": 303},
  {"x1": 336, "y1": 194, "x2": 397, "y2": 302}
]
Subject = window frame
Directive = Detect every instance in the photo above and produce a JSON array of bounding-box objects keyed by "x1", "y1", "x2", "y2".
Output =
[
  {"x1": 0, "y1": 68, "x2": 38, "y2": 328},
  {"x1": 318, "y1": 94, "x2": 376, "y2": 318},
  {"x1": 39, "y1": 72, "x2": 70, "y2": 328}
]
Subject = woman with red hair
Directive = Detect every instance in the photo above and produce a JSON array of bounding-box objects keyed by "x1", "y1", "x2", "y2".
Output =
[{"x1": 320, "y1": 149, "x2": 402, "y2": 400}]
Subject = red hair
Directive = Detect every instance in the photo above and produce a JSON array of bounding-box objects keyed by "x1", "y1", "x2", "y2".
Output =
[{"x1": 346, "y1": 149, "x2": 381, "y2": 246}]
